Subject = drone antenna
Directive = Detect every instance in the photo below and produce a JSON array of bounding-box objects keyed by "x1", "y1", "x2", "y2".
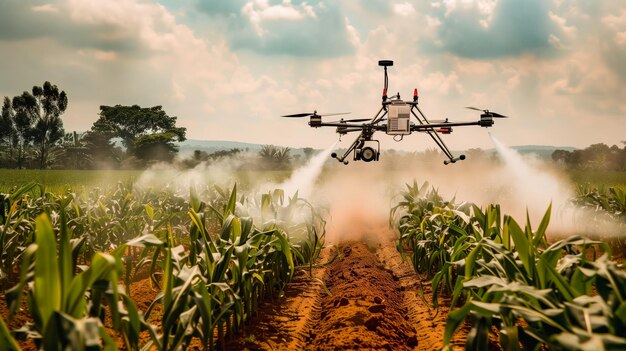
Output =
[
  {"x1": 384, "y1": 66, "x2": 389, "y2": 91},
  {"x1": 378, "y1": 60, "x2": 393, "y2": 102}
]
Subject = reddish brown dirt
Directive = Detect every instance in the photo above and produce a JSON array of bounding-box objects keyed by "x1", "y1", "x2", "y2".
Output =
[
  {"x1": 227, "y1": 237, "x2": 468, "y2": 351},
  {"x1": 305, "y1": 242, "x2": 417, "y2": 350},
  {"x1": 0, "y1": 288, "x2": 37, "y2": 351}
]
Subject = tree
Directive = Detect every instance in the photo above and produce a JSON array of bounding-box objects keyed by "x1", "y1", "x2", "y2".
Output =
[
  {"x1": 132, "y1": 132, "x2": 180, "y2": 163},
  {"x1": 57, "y1": 132, "x2": 90, "y2": 169},
  {"x1": 5, "y1": 82, "x2": 67, "y2": 169},
  {"x1": 88, "y1": 105, "x2": 186, "y2": 165},
  {"x1": 82, "y1": 117, "x2": 121, "y2": 168},
  {"x1": 0, "y1": 97, "x2": 16, "y2": 167},
  {"x1": 29, "y1": 82, "x2": 67, "y2": 169},
  {"x1": 302, "y1": 147, "x2": 315, "y2": 160},
  {"x1": 551, "y1": 149, "x2": 572, "y2": 166},
  {"x1": 259, "y1": 145, "x2": 291, "y2": 169},
  {"x1": 10, "y1": 91, "x2": 37, "y2": 168}
]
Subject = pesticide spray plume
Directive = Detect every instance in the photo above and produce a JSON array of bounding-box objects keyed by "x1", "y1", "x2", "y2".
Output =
[
  {"x1": 277, "y1": 141, "x2": 338, "y2": 199},
  {"x1": 486, "y1": 132, "x2": 623, "y2": 238},
  {"x1": 133, "y1": 133, "x2": 622, "y2": 246}
]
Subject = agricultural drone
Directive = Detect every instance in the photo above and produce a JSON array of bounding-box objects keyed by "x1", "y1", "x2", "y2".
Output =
[{"x1": 282, "y1": 60, "x2": 507, "y2": 165}]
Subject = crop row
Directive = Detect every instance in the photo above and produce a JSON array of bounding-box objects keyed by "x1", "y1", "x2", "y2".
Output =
[
  {"x1": 391, "y1": 181, "x2": 626, "y2": 351},
  {"x1": 0, "y1": 182, "x2": 325, "y2": 350}
]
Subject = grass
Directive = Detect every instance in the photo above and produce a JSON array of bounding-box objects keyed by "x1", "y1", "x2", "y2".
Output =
[
  {"x1": 0, "y1": 169, "x2": 142, "y2": 194},
  {"x1": 567, "y1": 170, "x2": 626, "y2": 190},
  {"x1": 0, "y1": 169, "x2": 292, "y2": 194}
]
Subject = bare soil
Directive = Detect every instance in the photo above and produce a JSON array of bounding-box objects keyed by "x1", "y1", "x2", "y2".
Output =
[{"x1": 227, "y1": 237, "x2": 468, "y2": 350}]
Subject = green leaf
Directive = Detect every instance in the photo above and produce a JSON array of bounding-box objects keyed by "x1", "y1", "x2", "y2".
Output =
[
  {"x1": 532, "y1": 203, "x2": 551, "y2": 247},
  {"x1": 34, "y1": 214, "x2": 61, "y2": 332},
  {"x1": 0, "y1": 316, "x2": 20, "y2": 351},
  {"x1": 507, "y1": 216, "x2": 533, "y2": 278},
  {"x1": 443, "y1": 303, "x2": 472, "y2": 348}
]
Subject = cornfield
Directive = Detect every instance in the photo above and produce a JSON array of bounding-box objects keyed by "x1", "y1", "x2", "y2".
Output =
[
  {"x1": 0, "y1": 181, "x2": 325, "y2": 350},
  {"x1": 391, "y1": 181, "x2": 626, "y2": 350}
]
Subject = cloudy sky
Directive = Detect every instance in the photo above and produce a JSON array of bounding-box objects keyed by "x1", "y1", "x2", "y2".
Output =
[{"x1": 1, "y1": 0, "x2": 625, "y2": 151}]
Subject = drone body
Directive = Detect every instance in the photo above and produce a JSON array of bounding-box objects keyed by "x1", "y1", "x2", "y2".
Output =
[{"x1": 282, "y1": 60, "x2": 507, "y2": 165}]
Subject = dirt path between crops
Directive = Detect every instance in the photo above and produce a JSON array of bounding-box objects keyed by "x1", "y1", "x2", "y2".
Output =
[
  {"x1": 1, "y1": 234, "x2": 468, "y2": 350},
  {"x1": 228, "y1": 234, "x2": 468, "y2": 350}
]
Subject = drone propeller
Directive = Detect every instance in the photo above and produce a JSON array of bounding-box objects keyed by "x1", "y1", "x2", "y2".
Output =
[
  {"x1": 465, "y1": 107, "x2": 508, "y2": 118},
  {"x1": 327, "y1": 118, "x2": 371, "y2": 123},
  {"x1": 281, "y1": 111, "x2": 351, "y2": 118}
]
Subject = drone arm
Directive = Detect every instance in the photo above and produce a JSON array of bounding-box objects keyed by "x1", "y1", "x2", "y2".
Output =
[
  {"x1": 411, "y1": 121, "x2": 482, "y2": 129},
  {"x1": 371, "y1": 106, "x2": 387, "y2": 124}
]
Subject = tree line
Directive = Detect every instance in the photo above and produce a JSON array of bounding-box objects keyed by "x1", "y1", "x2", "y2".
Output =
[
  {"x1": 1, "y1": 82, "x2": 187, "y2": 169},
  {"x1": 0, "y1": 81, "x2": 316, "y2": 171},
  {"x1": 552, "y1": 143, "x2": 626, "y2": 171}
]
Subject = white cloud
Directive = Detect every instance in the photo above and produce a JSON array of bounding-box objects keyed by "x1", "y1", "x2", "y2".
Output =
[
  {"x1": 77, "y1": 49, "x2": 118, "y2": 61},
  {"x1": 549, "y1": 11, "x2": 577, "y2": 38},
  {"x1": 616, "y1": 31, "x2": 626, "y2": 45},
  {"x1": 31, "y1": 4, "x2": 59, "y2": 13},
  {"x1": 345, "y1": 17, "x2": 361, "y2": 47},
  {"x1": 393, "y1": 2, "x2": 416, "y2": 16},
  {"x1": 440, "y1": 0, "x2": 498, "y2": 17},
  {"x1": 241, "y1": 0, "x2": 317, "y2": 36},
  {"x1": 602, "y1": 10, "x2": 626, "y2": 30}
]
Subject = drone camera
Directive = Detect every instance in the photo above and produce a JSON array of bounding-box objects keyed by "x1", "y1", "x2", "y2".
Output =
[
  {"x1": 355, "y1": 147, "x2": 379, "y2": 162},
  {"x1": 354, "y1": 140, "x2": 380, "y2": 162}
]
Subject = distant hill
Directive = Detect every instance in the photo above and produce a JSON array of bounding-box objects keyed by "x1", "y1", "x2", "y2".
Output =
[
  {"x1": 176, "y1": 140, "x2": 577, "y2": 159},
  {"x1": 177, "y1": 140, "x2": 265, "y2": 153},
  {"x1": 177, "y1": 140, "x2": 309, "y2": 156},
  {"x1": 502, "y1": 145, "x2": 578, "y2": 159}
]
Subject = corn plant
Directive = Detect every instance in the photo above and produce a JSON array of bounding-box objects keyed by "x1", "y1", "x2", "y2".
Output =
[
  {"x1": 391, "y1": 181, "x2": 626, "y2": 350},
  {"x1": 5, "y1": 207, "x2": 156, "y2": 350},
  {"x1": 443, "y1": 225, "x2": 626, "y2": 350},
  {"x1": 139, "y1": 184, "x2": 324, "y2": 350},
  {"x1": 1, "y1": 179, "x2": 326, "y2": 350},
  {"x1": 0, "y1": 182, "x2": 48, "y2": 286},
  {"x1": 570, "y1": 185, "x2": 626, "y2": 254}
]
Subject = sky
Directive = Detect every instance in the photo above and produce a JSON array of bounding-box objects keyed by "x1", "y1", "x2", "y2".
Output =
[{"x1": 1, "y1": 0, "x2": 625, "y2": 151}]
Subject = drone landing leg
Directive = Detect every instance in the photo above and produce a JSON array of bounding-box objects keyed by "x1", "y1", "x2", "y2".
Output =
[
  {"x1": 412, "y1": 106, "x2": 460, "y2": 164},
  {"x1": 332, "y1": 133, "x2": 362, "y2": 165}
]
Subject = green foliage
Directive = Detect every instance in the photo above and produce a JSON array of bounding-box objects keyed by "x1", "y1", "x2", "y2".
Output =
[
  {"x1": 1, "y1": 82, "x2": 68, "y2": 169},
  {"x1": 573, "y1": 185, "x2": 626, "y2": 222},
  {"x1": 258, "y1": 145, "x2": 292, "y2": 169},
  {"x1": 1, "y1": 180, "x2": 325, "y2": 349},
  {"x1": 5, "y1": 211, "x2": 152, "y2": 350},
  {"x1": 392, "y1": 182, "x2": 626, "y2": 350},
  {"x1": 85, "y1": 105, "x2": 186, "y2": 166},
  {"x1": 553, "y1": 143, "x2": 626, "y2": 172}
]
